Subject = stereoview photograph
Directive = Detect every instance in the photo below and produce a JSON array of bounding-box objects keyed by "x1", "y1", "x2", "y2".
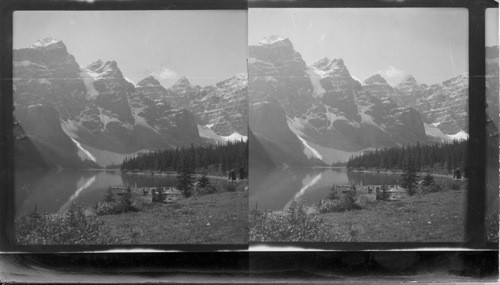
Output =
[
  {"x1": 247, "y1": 8, "x2": 495, "y2": 243},
  {"x1": 13, "y1": 11, "x2": 248, "y2": 245}
]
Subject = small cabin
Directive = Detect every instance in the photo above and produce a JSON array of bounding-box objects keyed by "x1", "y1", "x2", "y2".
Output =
[{"x1": 152, "y1": 187, "x2": 183, "y2": 203}]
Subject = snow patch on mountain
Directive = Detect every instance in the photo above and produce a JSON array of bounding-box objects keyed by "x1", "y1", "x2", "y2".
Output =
[
  {"x1": 14, "y1": 60, "x2": 45, "y2": 68},
  {"x1": 97, "y1": 107, "x2": 121, "y2": 130},
  {"x1": 131, "y1": 107, "x2": 158, "y2": 133},
  {"x1": 221, "y1": 132, "x2": 247, "y2": 142},
  {"x1": 448, "y1": 130, "x2": 468, "y2": 141},
  {"x1": 124, "y1": 76, "x2": 136, "y2": 87},
  {"x1": 424, "y1": 123, "x2": 451, "y2": 141},
  {"x1": 295, "y1": 133, "x2": 323, "y2": 160},
  {"x1": 358, "y1": 104, "x2": 385, "y2": 131},
  {"x1": 78, "y1": 141, "x2": 150, "y2": 167},
  {"x1": 324, "y1": 105, "x2": 347, "y2": 128},
  {"x1": 258, "y1": 35, "x2": 286, "y2": 45},
  {"x1": 424, "y1": 123, "x2": 468, "y2": 141},
  {"x1": 70, "y1": 136, "x2": 97, "y2": 162},
  {"x1": 198, "y1": 124, "x2": 225, "y2": 143},
  {"x1": 306, "y1": 66, "x2": 326, "y2": 97},
  {"x1": 287, "y1": 117, "x2": 307, "y2": 136},
  {"x1": 30, "y1": 38, "x2": 61, "y2": 48},
  {"x1": 80, "y1": 69, "x2": 100, "y2": 99},
  {"x1": 198, "y1": 125, "x2": 247, "y2": 143}
]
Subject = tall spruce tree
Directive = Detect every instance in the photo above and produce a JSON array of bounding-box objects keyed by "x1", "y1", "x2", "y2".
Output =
[
  {"x1": 177, "y1": 157, "x2": 195, "y2": 197},
  {"x1": 401, "y1": 164, "x2": 419, "y2": 196},
  {"x1": 421, "y1": 172, "x2": 435, "y2": 187}
]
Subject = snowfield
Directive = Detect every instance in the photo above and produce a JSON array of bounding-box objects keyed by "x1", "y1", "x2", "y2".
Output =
[
  {"x1": 79, "y1": 69, "x2": 100, "y2": 99},
  {"x1": 70, "y1": 136, "x2": 97, "y2": 163}
]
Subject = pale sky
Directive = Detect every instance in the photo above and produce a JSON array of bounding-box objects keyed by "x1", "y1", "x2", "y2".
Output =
[
  {"x1": 249, "y1": 8, "x2": 468, "y2": 86},
  {"x1": 14, "y1": 11, "x2": 247, "y2": 87},
  {"x1": 486, "y1": 8, "x2": 499, "y2": 47}
]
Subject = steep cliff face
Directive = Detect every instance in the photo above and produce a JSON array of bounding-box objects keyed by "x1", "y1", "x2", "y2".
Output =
[
  {"x1": 13, "y1": 38, "x2": 205, "y2": 168},
  {"x1": 394, "y1": 73, "x2": 469, "y2": 138},
  {"x1": 249, "y1": 36, "x2": 431, "y2": 165},
  {"x1": 169, "y1": 74, "x2": 248, "y2": 140},
  {"x1": 14, "y1": 104, "x2": 99, "y2": 169}
]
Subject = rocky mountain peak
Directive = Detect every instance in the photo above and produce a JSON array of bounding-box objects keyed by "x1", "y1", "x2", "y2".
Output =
[
  {"x1": 257, "y1": 35, "x2": 289, "y2": 46},
  {"x1": 15, "y1": 38, "x2": 75, "y2": 69},
  {"x1": 86, "y1": 59, "x2": 104, "y2": 70},
  {"x1": 364, "y1": 73, "x2": 388, "y2": 85},
  {"x1": 312, "y1": 57, "x2": 346, "y2": 72},
  {"x1": 137, "y1": 75, "x2": 161, "y2": 87},
  {"x1": 249, "y1": 36, "x2": 306, "y2": 73},
  {"x1": 85, "y1": 60, "x2": 123, "y2": 80},
  {"x1": 30, "y1": 38, "x2": 65, "y2": 50},
  {"x1": 442, "y1": 72, "x2": 468, "y2": 87},
  {"x1": 401, "y1": 75, "x2": 417, "y2": 84},
  {"x1": 174, "y1": 76, "x2": 192, "y2": 87},
  {"x1": 395, "y1": 75, "x2": 422, "y2": 91},
  {"x1": 312, "y1": 57, "x2": 330, "y2": 69}
]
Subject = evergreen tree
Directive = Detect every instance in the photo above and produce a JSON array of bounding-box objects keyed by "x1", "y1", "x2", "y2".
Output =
[
  {"x1": 177, "y1": 165, "x2": 194, "y2": 197},
  {"x1": 401, "y1": 165, "x2": 419, "y2": 196},
  {"x1": 421, "y1": 172, "x2": 435, "y2": 187},
  {"x1": 197, "y1": 173, "x2": 211, "y2": 188},
  {"x1": 346, "y1": 140, "x2": 467, "y2": 172},
  {"x1": 120, "y1": 140, "x2": 248, "y2": 175}
]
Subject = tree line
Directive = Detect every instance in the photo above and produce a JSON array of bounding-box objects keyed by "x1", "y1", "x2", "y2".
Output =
[
  {"x1": 121, "y1": 140, "x2": 248, "y2": 173},
  {"x1": 346, "y1": 140, "x2": 467, "y2": 172}
]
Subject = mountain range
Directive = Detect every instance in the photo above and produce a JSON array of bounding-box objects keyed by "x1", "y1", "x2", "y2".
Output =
[
  {"x1": 249, "y1": 35, "x2": 471, "y2": 166},
  {"x1": 13, "y1": 38, "x2": 248, "y2": 168},
  {"x1": 12, "y1": 36, "x2": 489, "y2": 169}
]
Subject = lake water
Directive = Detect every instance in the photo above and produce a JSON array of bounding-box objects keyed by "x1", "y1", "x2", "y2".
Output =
[
  {"x1": 15, "y1": 170, "x2": 178, "y2": 217},
  {"x1": 249, "y1": 167, "x2": 404, "y2": 211}
]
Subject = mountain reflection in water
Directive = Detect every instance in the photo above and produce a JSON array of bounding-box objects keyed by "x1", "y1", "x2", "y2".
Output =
[
  {"x1": 15, "y1": 170, "x2": 178, "y2": 217},
  {"x1": 249, "y1": 168, "x2": 402, "y2": 211}
]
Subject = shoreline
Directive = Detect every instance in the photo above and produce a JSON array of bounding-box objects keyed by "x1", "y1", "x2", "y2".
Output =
[
  {"x1": 120, "y1": 170, "x2": 234, "y2": 181},
  {"x1": 347, "y1": 168, "x2": 454, "y2": 179}
]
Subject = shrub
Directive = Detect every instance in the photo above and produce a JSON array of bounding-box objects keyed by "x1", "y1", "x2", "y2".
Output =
[
  {"x1": 249, "y1": 201, "x2": 348, "y2": 242},
  {"x1": 95, "y1": 201, "x2": 137, "y2": 216},
  {"x1": 204, "y1": 185, "x2": 217, "y2": 194},
  {"x1": 122, "y1": 187, "x2": 136, "y2": 210},
  {"x1": 343, "y1": 191, "x2": 359, "y2": 210},
  {"x1": 16, "y1": 202, "x2": 123, "y2": 245},
  {"x1": 449, "y1": 180, "x2": 461, "y2": 191},
  {"x1": 421, "y1": 172, "x2": 435, "y2": 187},
  {"x1": 197, "y1": 173, "x2": 211, "y2": 188},
  {"x1": 316, "y1": 192, "x2": 362, "y2": 214},
  {"x1": 225, "y1": 183, "x2": 237, "y2": 192},
  {"x1": 317, "y1": 199, "x2": 344, "y2": 213},
  {"x1": 327, "y1": 185, "x2": 340, "y2": 200},
  {"x1": 420, "y1": 183, "x2": 442, "y2": 194},
  {"x1": 439, "y1": 179, "x2": 462, "y2": 191}
]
